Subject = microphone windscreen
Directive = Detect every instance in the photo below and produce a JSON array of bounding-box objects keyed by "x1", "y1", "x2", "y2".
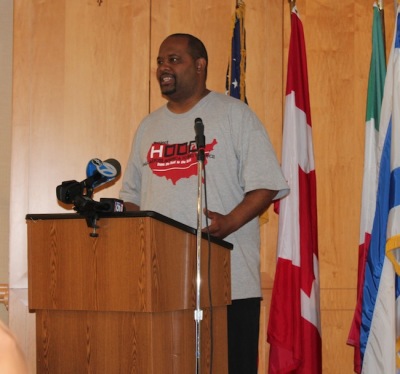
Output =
[
  {"x1": 86, "y1": 158, "x2": 121, "y2": 179},
  {"x1": 194, "y1": 118, "x2": 204, "y2": 136},
  {"x1": 103, "y1": 159, "x2": 121, "y2": 177}
]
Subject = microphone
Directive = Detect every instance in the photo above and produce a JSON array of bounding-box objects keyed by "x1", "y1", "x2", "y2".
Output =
[
  {"x1": 194, "y1": 118, "x2": 205, "y2": 161},
  {"x1": 85, "y1": 158, "x2": 121, "y2": 190},
  {"x1": 72, "y1": 196, "x2": 124, "y2": 213},
  {"x1": 194, "y1": 117, "x2": 205, "y2": 148},
  {"x1": 56, "y1": 158, "x2": 121, "y2": 204}
]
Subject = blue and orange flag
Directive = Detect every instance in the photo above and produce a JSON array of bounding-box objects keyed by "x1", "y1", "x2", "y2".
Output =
[
  {"x1": 348, "y1": 4, "x2": 400, "y2": 372},
  {"x1": 347, "y1": 3, "x2": 387, "y2": 372}
]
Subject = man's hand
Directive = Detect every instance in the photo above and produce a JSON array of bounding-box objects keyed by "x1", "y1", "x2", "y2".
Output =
[
  {"x1": 202, "y1": 189, "x2": 278, "y2": 239},
  {"x1": 203, "y1": 208, "x2": 236, "y2": 239}
]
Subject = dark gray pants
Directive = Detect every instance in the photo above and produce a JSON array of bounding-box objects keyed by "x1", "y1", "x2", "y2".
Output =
[{"x1": 227, "y1": 297, "x2": 261, "y2": 374}]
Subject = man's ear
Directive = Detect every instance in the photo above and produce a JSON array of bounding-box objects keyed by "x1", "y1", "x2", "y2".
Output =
[{"x1": 196, "y1": 57, "x2": 207, "y2": 72}]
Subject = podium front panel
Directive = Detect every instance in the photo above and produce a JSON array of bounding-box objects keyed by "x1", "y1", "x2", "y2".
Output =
[
  {"x1": 27, "y1": 214, "x2": 231, "y2": 312},
  {"x1": 27, "y1": 213, "x2": 231, "y2": 373}
]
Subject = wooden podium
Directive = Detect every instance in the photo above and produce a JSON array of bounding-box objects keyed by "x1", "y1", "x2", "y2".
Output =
[{"x1": 26, "y1": 211, "x2": 232, "y2": 374}]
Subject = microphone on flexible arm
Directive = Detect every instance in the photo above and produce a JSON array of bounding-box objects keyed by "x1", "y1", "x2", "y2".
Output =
[
  {"x1": 56, "y1": 158, "x2": 121, "y2": 204},
  {"x1": 85, "y1": 158, "x2": 121, "y2": 191},
  {"x1": 56, "y1": 158, "x2": 123, "y2": 235}
]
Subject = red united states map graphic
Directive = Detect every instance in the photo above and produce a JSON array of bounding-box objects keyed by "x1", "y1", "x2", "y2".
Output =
[{"x1": 147, "y1": 139, "x2": 217, "y2": 184}]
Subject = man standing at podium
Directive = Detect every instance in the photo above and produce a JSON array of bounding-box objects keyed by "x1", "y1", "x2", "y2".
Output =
[{"x1": 120, "y1": 33, "x2": 289, "y2": 374}]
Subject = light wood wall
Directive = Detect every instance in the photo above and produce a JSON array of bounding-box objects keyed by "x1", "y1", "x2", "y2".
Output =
[
  {"x1": 10, "y1": 0, "x2": 396, "y2": 372},
  {"x1": 0, "y1": 0, "x2": 13, "y2": 324}
]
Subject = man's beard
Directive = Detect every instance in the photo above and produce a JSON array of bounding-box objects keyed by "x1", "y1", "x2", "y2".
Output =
[
  {"x1": 160, "y1": 85, "x2": 176, "y2": 96},
  {"x1": 159, "y1": 74, "x2": 177, "y2": 96}
]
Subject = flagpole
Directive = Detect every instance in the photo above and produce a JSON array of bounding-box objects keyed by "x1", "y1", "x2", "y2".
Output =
[{"x1": 378, "y1": 1, "x2": 387, "y2": 54}]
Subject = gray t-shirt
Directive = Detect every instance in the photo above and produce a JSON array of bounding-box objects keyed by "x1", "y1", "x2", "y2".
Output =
[{"x1": 120, "y1": 91, "x2": 289, "y2": 299}]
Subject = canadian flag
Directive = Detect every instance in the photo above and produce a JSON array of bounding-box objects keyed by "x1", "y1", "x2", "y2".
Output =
[{"x1": 267, "y1": 6, "x2": 322, "y2": 373}]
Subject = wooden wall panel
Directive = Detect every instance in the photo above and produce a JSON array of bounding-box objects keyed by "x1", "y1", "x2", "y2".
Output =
[
  {"x1": 10, "y1": 0, "x2": 398, "y2": 372},
  {"x1": 247, "y1": 0, "x2": 284, "y2": 287},
  {"x1": 246, "y1": 2, "x2": 284, "y2": 372},
  {"x1": 0, "y1": 0, "x2": 13, "y2": 325},
  {"x1": 12, "y1": 0, "x2": 150, "y2": 216}
]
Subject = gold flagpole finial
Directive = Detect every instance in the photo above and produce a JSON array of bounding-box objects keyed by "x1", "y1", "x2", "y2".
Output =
[{"x1": 289, "y1": 0, "x2": 296, "y2": 11}]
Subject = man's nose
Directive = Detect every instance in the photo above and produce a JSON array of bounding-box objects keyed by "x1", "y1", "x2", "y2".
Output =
[{"x1": 158, "y1": 62, "x2": 172, "y2": 72}]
